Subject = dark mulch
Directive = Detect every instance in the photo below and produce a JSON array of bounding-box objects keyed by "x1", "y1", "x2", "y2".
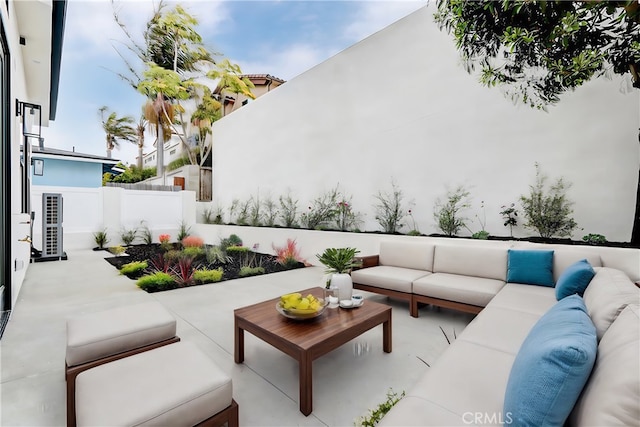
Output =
[{"x1": 105, "y1": 243, "x2": 305, "y2": 282}]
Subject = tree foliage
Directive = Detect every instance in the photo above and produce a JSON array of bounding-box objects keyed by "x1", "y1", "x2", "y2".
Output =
[
  {"x1": 434, "y1": 0, "x2": 639, "y2": 109},
  {"x1": 98, "y1": 106, "x2": 136, "y2": 158}
]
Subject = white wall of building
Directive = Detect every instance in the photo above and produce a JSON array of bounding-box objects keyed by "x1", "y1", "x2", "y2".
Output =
[
  {"x1": 30, "y1": 186, "x2": 197, "y2": 250},
  {"x1": 211, "y1": 5, "x2": 639, "y2": 242}
]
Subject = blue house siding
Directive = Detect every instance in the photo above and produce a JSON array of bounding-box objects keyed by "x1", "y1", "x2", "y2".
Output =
[{"x1": 32, "y1": 157, "x2": 103, "y2": 188}]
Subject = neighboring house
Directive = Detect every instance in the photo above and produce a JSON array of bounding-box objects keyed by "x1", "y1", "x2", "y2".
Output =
[
  {"x1": 1, "y1": 1, "x2": 66, "y2": 312},
  {"x1": 25, "y1": 146, "x2": 119, "y2": 188}
]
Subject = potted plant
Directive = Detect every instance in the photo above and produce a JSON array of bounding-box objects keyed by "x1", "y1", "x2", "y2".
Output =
[{"x1": 316, "y1": 247, "x2": 361, "y2": 301}]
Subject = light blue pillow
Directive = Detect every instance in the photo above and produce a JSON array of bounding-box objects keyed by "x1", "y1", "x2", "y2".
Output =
[
  {"x1": 507, "y1": 249, "x2": 555, "y2": 287},
  {"x1": 555, "y1": 259, "x2": 595, "y2": 300},
  {"x1": 504, "y1": 295, "x2": 597, "y2": 427}
]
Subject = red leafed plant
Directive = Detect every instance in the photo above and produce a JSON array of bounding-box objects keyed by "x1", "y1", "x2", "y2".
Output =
[
  {"x1": 149, "y1": 253, "x2": 172, "y2": 273},
  {"x1": 182, "y1": 235, "x2": 204, "y2": 248},
  {"x1": 171, "y1": 256, "x2": 195, "y2": 287},
  {"x1": 272, "y1": 238, "x2": 303, "y2": 268},
  {"x1": 159, "y1": 234, "x2": 170, "y2": 244}
]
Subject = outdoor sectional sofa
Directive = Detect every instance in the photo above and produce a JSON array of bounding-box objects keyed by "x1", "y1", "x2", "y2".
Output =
[{"x1": 351, "y1": 239, "x2": 640, "y2": 425}]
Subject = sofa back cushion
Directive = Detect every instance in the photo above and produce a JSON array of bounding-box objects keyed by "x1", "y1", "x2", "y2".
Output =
[
  {"x1": 504, "y1": 295, "x2": 597, "y2": 427},
  {"x1": 582, "y1": 267, "x2": 640, "y2": 340},
  {"x1": 507, "y1": 249, "x2": 555, "y2": 287},
  {"x1": 552, "y1": 249, "x2": 602, "y2": 283},
  {"x1": 379, "y1": 240, "x2": 434, "y2": 271},
  {"x1": 433, "y1": 245, "x2": 507, "y2": 281},
  {"x1": 570, "y1": 304, "x2": 640, "y2": 426}
]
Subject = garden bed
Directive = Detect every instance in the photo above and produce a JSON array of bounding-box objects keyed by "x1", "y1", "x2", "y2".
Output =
[{"x1": 104, "y1": 243, "x2": 306, "y2": 292}]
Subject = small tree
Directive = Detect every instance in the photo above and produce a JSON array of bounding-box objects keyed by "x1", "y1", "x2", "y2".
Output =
[
  {"x1": 433, "y1": 185, "x2": 471, "y2": 237},
  {"x1": 520, "y1": 164, "x2": 578, "y2": 238},
  {"x1": 374, "y1": 181, "x2": 407, "y2": 234},
  {"x1": 99, "y1": 107, "x2": 136, "y2": 159}
]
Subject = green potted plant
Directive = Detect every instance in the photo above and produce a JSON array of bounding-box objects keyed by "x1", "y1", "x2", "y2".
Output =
[{"x1": 316, "y1": 247, "x2": 361, "y2": 301}]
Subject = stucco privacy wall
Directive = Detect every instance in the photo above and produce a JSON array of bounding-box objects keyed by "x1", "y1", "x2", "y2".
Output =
[
  {"x1": 211, "y1": 4, "x2": 639, "y2": 242},
  {"x1": 30, "y1": 186, "x2": 196, "y2": 250}
]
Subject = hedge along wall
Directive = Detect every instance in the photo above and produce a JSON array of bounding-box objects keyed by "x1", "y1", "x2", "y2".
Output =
[{"x1": 211, "y1": 4, "x2": 639, "y2": 243}]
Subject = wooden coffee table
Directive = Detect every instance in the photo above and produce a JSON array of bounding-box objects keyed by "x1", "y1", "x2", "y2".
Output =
[{"x1": 234, "y1": 287, "x2": 392, "y2": 416}]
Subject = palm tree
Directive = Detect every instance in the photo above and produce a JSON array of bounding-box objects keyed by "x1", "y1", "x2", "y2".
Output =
[
  {"x1": 99, "y1": 106, "x2": 136, "y2": 158},
  {"x1": 135, "y1": 113, "x2": 148, "y2": 169}
]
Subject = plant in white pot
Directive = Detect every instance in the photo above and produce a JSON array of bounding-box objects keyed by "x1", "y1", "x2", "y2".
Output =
[{"x1": 316, "y1": 247, "x2": 361, "y2": 302}]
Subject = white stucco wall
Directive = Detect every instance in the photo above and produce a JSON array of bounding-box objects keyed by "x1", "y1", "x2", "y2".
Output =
[{"x1": 211, "y1": 5, "x2": 639, "y2": 242}]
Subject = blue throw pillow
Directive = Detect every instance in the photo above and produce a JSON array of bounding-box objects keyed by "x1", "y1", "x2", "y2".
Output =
[
  {"x1": 507, "y1": 249, "x2": 555, "y2": 287},
  {"x1": 504, "y1": 295, "x2": 597, "y2": 427},
  {"x1": 555, "y1": 259, "x2": 595, "y2": 301}
]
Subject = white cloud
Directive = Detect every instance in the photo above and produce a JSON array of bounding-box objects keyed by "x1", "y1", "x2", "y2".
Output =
[{"x1": 343, "y1": 0, "x2": 428, "y2": 43}]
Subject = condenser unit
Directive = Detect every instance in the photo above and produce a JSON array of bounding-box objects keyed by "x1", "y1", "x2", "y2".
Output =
[{"x1": 41, "y1": 193, "x2": 66, "y2": 260}]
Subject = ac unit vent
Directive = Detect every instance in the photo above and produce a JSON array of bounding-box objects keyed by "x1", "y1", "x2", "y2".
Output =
[{"x1": 42, "y1": 193, "x2": 63, "y2": 257}]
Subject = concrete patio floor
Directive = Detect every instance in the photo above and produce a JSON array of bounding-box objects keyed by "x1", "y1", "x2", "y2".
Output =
[{"x1": 0, "y1": 249, "x2": 475, "y2": 426}]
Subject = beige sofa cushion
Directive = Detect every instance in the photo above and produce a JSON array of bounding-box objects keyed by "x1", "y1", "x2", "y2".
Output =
[
  {"x1": 379, "y1": 240, "x2": 435, "y2": 271},
  {"x1": 489, "y1": 283, "x2": 557, "y2": 317},
  {"x1": 433, "y1": 245, "x2": 508, "y2": 281},
  {"x1": 570, "y1": 304, "x2": 640, "y2": 426},
  {"x1": 552, "y1": 249, "x2": 602, "y2": 282},
  {"x1": 76, "y1": 341, "x2": 233, "y2": 426},
  {"x1": 66, "y1": 301, "x2": 177, "y2": 367},
  {"x1": 413, "y1": 273, "x2": 505, "y2": 307},
  {"x1": 377, "y1": 396, "x2": 466, "y2": 426},
  {"x1": 582, "y1": 267, "x2": 640, "y2": 340},
  {"x1": 351, "y1": 266, "x2": 429, "y2": 293},
  {"x1": 384, "y1": 340, "x2": 514, "y2": 426}
]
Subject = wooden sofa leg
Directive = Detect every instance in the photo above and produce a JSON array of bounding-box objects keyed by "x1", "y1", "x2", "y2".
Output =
[{"x1": 410, "y1": 297, "x2": 419, "y2": 318}]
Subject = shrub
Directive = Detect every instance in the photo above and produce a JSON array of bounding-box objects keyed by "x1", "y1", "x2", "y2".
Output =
[
  {"x1": 500, "y1": 203, "x2": 519, "y2": 237},
  {"x1": 109, "y1": 245, "x2": 125, "y2": 256},
  {"x1": 582, "y1": 233, "x2": 607, "y2": 245},
  {"x1": 262, "y1": 195, "x2": 279, "y2": 227},
  {"x1": 335, "y1": 197, "x2": 362, "y2": 232},
  {"x1": 93, "y1": 228, "x2": 109, "y2": 249},
  {"x1": 171, "y1": 256, "x2": 195, "y2": 287},
  {"x1": 139, "y1": 224, "x2": 153, "y2": 245},
  {"x1": 374, "y1": 181, "x2": 407, "y2": 234},
  {"x1": 167, "y1": 155, "x2": 190, "y2": 171},
  {"x1": 165, "y1": 249, "x2": 182, "y2": 262},
  {"x1": 203, "y1": 206, "x2": 224, "y2": 224},
  {"x1": 406, "y1": 209, "x2": 420, "y2": 236},
  {"x1": 472, "y1": 230, "x2": 490, "y2": 240},
  {"x1": 182, "y1": 235, "x2": 204, "y2": 248},
  {"x1": 137, "y1": 272, "x2": 175, "y2": 292},
  {"x1": 120, "y1": 226, "x2": 138, "y2": 246},
  {"x1": 226, "y1": 245, "x2": 249, "y2": 254},
  {"x1": 177, "y1": 221, "x2": 191, "y2": 241},
  {"x1": 149, "y1": 253, "x2": 172, "y2": 273},
  {"x1": 249, "y1": 194, "x2": 263, "y2": 226},
  {"x1": 182, "y1": 246, "x2": 204, "y2": 258},
  {"x1": 301, "y1": 186, "x2": 340, "y2": 230},
  {"x1": 206, "y1": 246, "x2": 232, "y2": 264},
  {"x1": 279, "y1": 191, "x2": 299, "y2": 227},
  {"x1": 220, "y1": 234, "x2": 243, "y2": 248},
  {"x1": 520, "y1": 163, "x2": 578, "y2": 238},
  {"x1": 272, "y1": 239, "x2": 303, "y2": 268},
  {"x1": 433, "y1": 185, "x2": 471, "y2": 237},
  {"x1": 193, "y1": 268, "x2": 224, "y2": 284},
  {"x1": 239, "y1": 266, "x2": 265, "y2": 277},
  {"x1": 120, "y1": 261, "x2": 148, "y2": 276},
  {"x1": 159, "y1": 234, "x2": 172, "y2": 251}
]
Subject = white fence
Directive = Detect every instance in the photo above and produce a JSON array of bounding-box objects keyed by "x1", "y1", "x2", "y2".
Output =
[{"x1": 30, "y1": 186, "x2": 197, "y2": 250}]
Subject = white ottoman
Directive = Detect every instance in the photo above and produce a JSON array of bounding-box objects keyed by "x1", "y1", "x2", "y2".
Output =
[
  {"x1": 66, "y1": 302, "x2": 179, "y2": 426},
  {"x1": 75, "y1": 341, "x2": 237, "y2": 427}
]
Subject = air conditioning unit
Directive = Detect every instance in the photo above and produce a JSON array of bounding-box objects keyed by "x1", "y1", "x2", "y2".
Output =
[{"x1": 42, "y1": 193, "x2": 64, "y2": 259}]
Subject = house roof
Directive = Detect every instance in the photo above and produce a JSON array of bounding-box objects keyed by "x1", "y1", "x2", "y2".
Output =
[
  {"x1": 26, "y1": 146, "x2": 119, "y2": 164},
  {"x1": 240, "y1": 74, "x2": 286, "y2": 84}
]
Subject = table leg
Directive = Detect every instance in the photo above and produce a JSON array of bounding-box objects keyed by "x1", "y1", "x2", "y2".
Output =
[
  {"x1": 383, "y1": 313, "x2": 392, "y2": 353},
  {"x1": 234, "y1": 318, "x2": 244, "y2": 363},
  {"x1": 299, "y1": 352, "x2": 313, "y2": 416}
]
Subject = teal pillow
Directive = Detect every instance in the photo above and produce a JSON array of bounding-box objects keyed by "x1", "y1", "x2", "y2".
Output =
[
  {"x1": 507, "y1": 249, "x2": 555, "y2": 287},
  {"x1": 555, "y1": 259, "x2": 595, "y2": 300},
  {"x1": 504, "y1": 295, "x2": 597, "y2": 427}
]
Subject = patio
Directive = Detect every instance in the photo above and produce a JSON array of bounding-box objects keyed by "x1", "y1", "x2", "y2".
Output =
[{"x1": 0, "y1": 248, "x2": 474, "y2": 426}]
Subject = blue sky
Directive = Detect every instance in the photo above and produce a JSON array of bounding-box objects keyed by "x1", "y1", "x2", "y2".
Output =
[{"x1": 42, "y1": 0, "x2": 426, "y2": 164}]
